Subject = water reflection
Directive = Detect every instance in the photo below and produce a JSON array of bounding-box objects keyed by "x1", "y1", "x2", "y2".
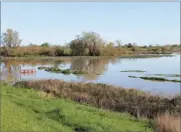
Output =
[
  {"x1": 1, "y1": 60, "x2": 21, "y2": 83},
  {"x1": 1, "y1": 58, "x2": 119, "y2": 82},
  {"x1": 0, "y1": 55, "x2": 180, "y2": 95},
  {"x1": 71, "y1": 58, "x2": 110, "y2": 80}
]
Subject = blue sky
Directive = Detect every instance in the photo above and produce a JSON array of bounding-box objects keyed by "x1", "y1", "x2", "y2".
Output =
[{"x1": 1, "y1": 2, "x2": 180, "y2": 45}]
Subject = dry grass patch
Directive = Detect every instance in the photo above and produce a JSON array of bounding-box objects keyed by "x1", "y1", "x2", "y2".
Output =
[{"x1": 154, "y1": 113, "x2": 180, "y2": 132}]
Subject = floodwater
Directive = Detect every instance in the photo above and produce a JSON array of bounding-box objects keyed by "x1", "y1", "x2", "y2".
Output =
[{"x1": 1, "y1": 54, "x2": 180, "y2": 96}]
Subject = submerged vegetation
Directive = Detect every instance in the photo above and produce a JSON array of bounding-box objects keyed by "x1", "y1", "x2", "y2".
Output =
[
  {"x1": 2, "y1": 83, "x2": 151, "y2": 132},
  {"x1": 128, "y1": 75, "x2": 180, "y2": 83},
  {"x1": 128, "y1": 76, "x2": 138, "y2": 78},
  {"x1": 38, "y1": 66, "x2": 87, "y2": 75},
  {"x1": 121, "y1": 70, "x2": 146, "y2": 72},
  {"x1": 15, "y1": 80, "x2": 180, "y2": 120},
  {"x1": 139, "y1": 77, "x2": 181, "y2": 83},
  {"x1": 147, "y1": 74, "x2": 181, "y2": 77}
]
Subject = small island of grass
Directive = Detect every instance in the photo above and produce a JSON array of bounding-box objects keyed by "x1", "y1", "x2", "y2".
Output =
[
  {"x1": 121, "y1": 70, "x2": 146, "y2": 72},
  {"x1": 37, "y1": 67, "x2": 87, "y2": 75},
  {"x1": 139, "y1": 76, "x2": 181, "y2": 83},
  {"x1": 128, "y1": 76, "x2": 138, "y2": 78}
]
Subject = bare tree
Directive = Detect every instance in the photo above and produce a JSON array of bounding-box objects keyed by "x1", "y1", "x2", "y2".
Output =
[
  {"x1": 115, "y1": 40, "x2": 123, "y2": 47},
  {"x1": 2, "y1": 29, "x2": 22, "y2": 48}
]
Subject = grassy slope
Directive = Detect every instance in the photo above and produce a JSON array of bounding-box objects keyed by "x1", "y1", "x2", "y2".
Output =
[{"x1": 1, "y1": 84, "x2": 152, "y2": 132}]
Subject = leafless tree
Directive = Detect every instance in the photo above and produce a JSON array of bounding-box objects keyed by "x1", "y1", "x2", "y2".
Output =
[{"x1": 2, "y1": 29, "x2": 22, "y2": 48}]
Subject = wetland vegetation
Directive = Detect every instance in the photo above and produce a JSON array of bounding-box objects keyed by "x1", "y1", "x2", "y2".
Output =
[
  {"x1": 0, "y1": 29, "x2": 180, "y2": 58},
  {"x1": 15, "y1": 80, "x2": 180, "y2": 119},
  {"x1": 38, "y1": 66, "x2": 87, "y2": 75},
  {"x1": 121, "y1": 70, "x2": 146, "y2": 72},
  {"x1": 1, "y1": 28, "x2": 180, "y2": 132},
  {"x1": 139, "y1": 77, "x2": 181, "y2": 83}
]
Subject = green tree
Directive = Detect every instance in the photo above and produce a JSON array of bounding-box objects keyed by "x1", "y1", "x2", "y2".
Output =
[
  {"x1": 41, "y1": 42, "x2": 49, "y2": 47},
  {"x1": 63, "y1": 47, "x2": 72, "y2": 56},
  {"x1": 69, "y1": 38, "x2": 87, "y2": 56}
]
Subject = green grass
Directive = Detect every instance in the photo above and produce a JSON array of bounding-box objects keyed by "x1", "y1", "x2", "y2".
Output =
[{"x1": 1, "y1": 83, "x2": 152, "y2": 132}]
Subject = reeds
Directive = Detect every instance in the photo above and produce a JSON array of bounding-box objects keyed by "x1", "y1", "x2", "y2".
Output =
[{"x1": 154, "y1": 113, "x2": 180, "y2": 132}]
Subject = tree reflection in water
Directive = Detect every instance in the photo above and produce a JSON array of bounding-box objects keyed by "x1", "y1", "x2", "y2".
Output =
[
  {"x1": 70, "y1": 57, "x2": 118, "y2": 80},
  {"x1": 0, "y1": 57, "x2": 120, "y2": 82}
]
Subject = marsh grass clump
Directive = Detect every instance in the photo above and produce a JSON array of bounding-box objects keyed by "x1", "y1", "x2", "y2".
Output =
[
  {"x1": 154, "y1": 74, "x2": 181, "y2": 77},
  {"x1": 121, "y1": 70, "x2": 146, "y2": 72},
  {"x1": 146, "y1": 74, "x2": 181, "y2": 77},
  {"x1": 72, "y1": 71, "x2": 87, "y2": 75},
  {"x1": 39, "y1": 66, "x2": 87, "y2": 75},
  {"x1": 140, "y1": 77, "x2": 181, "y2": 83},
  {"x1": 128, "y1": 76, "x2": 138, "y2": 78},
  {"x1": 45, "y1": 67, "x2": 62, "y2": 73},
  {"x1": 38, "y1": 66, "x2": 52, "y2": 70},
  {"x1": 61, "y1": 69, "x2": 72, "y2": 74},
  {"x1": 15, "y1": 79, "x2": 181, "y2": 119}
]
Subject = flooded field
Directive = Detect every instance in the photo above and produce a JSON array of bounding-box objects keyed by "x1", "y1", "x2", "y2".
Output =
[{"x1": 1, "y1": 54, "x2": 180, "y2": 96}]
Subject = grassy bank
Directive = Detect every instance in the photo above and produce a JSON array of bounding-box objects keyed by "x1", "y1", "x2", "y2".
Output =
[
  {"x1": 15, "y1": 80, "x2": 180, "y2": 119},
  {"x1": 2, "y1": 83, "x2": 151, "y2": 132}
]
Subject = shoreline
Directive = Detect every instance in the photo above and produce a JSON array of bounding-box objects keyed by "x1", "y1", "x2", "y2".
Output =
[
  {"x1": 14, "y1": 79, "x2": 180, "y2": 119},
  {"x1": 0, "y1": 53, "x2": 177, "y2": 61}
]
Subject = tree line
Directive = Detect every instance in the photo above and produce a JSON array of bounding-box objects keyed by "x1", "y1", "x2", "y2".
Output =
[{"x1": 0, "y1": 29, "x2": 180, "y2": 57}]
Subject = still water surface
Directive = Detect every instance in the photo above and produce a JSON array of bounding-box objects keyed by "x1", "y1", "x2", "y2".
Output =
[{"x1": 1, "y1": 54, "x2": 180, "y2": 96}]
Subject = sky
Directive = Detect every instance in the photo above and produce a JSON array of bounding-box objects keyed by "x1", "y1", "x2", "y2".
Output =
[{"x1": 1, "y1": 2, "x2": 180, "y2": 46}]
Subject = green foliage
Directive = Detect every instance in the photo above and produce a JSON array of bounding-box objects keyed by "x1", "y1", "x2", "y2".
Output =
[
  {"x1": 61, "y1": 69, "x2": 72, "y2": 74},
  {"x1": 55, "y1": 47, "x2": 64, "y2": 56},
  {"x1": 70, "y1": 39, "x2": 87, "y2": 56},
  {"x1": 63, "y1": 47, "x2": 72, "y2": 56},
  {"x1": 41, "y1": 42, "x2": 49, "y2": 47}
]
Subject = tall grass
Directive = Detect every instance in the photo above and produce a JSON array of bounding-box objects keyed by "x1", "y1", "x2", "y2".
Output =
[
  {"x1": 154, "y1": 113, "x2": 180, "y2": 132},
  {"x1": 15, "y1": 79, "x2": 180, "y2": 119}
]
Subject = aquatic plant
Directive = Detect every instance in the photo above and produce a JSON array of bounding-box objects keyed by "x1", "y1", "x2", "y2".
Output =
[
  {"x1": 44, "y1": 67, "x2": 62, "y2": 73},
  {"x1": 61, "y1": 69, "x2": 72, "y2": 74},
  {"x1": 128, "y1": 76, "x2": 138, "y2": 78},
  {"x1": 121, "y1": 70, "x2": 146, "y2": 72},
  {"x1": 72, "y1": 70, "x2": 87, "y2": 75},
  {"x1": 38, "y1": 66, "x2": 51, "y2": 70},
  {"x1": 153, "y1": 74, "x2": 180, "y2": 77},
  {"x1": 140, "y1": 77, "x2": 180, "y2": 83}
]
